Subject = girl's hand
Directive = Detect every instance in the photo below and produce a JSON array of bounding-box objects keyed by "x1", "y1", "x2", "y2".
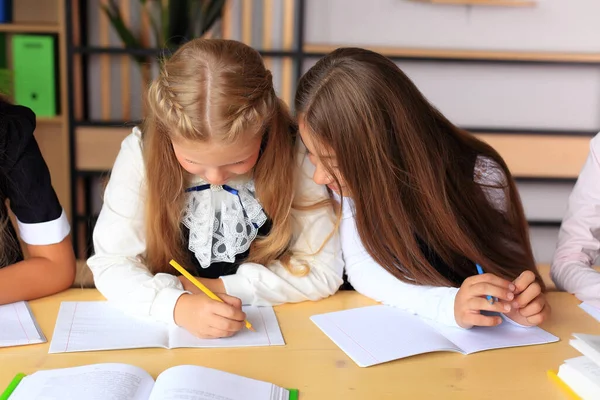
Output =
[
  {"x1": 454, "y1": 273, "x2": 515, "y2": 329},
  {"x1": 504, "y1": 270, "x2": 550, "y2": 326},
  {"x1": 173, "y1": 293, "x2": 246, "y2": 338}
]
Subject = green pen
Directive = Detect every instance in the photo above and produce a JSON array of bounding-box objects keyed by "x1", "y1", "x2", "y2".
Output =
[
  {"x1": 288, "y1": 388, "x2": 299, "y2": 400},
  {"x1": 0, "y1": 373, "x2": 26, "y2": 400}
]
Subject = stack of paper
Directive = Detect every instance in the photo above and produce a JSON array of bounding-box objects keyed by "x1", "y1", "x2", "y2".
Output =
[
  {"x1": 0, "y1": 301, "x2": 45, "y2": 347},
  {"x1": 553, "y1": 334, "x2": 600, "y2": 399}
]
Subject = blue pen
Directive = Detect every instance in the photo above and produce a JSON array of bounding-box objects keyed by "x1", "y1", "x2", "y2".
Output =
[{"x1": 476, "y1": 264, "x2": 495, "y2": 304}]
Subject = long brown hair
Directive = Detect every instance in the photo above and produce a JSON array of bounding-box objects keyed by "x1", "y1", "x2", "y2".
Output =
[
  {"x1": 143, "y1": 39, "x2": 296, "y2": 273},
  {"x1": 295, "y1": 48, "x2": 543, "y2": 289}
]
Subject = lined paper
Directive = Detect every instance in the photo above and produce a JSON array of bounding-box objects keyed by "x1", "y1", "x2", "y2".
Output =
[
  {"x1": 50, "y1": 301, "x2": 284, "y2": 353},
  {"x1": 0, "y1": 301, "x2": 46, "y2": 347}
]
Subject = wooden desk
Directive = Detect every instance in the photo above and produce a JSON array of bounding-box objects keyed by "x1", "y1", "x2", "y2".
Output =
[{"x1": 1, "y1": 289, "x2": 597, "y2": 399}]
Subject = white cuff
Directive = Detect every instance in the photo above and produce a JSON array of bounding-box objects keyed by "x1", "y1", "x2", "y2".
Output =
[
  {"x1": 150, "y1": 287, "x2": 187, "y2": 325},
  {"x1": 17, "y1": 209, "x2": 70, "y2": 245},
  {"x1": 220, "y1": 273, "x2": 255, "y2": 305},
  {"x1": 439, "y1": 288, "x2": 461, "y2": 328}
]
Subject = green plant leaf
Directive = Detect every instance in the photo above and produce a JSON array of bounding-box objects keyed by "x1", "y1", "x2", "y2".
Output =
[
  {"x1": 101, "y1": 1, "x2": 146, "y2": 63},
  {"x1": 202, "y1": 0, "x2": 226, "y2": 37},
  {"x1": 190, "y1": 0, "x2": 204, "y2": 38},
  {"x1": 161, "y1": 1, "x2": 170, "y2": 48},
  {"x1": 139, "y1": 0, "x2": 162, "y2": 48}
]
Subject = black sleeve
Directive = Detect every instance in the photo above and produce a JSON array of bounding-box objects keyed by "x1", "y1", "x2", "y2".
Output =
[{"x1": 0, "y1": 104, "x2": 62, "y2": 224}]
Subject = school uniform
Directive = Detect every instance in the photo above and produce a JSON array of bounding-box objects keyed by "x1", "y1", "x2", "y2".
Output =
[
  {"x1": 88, "y1": 128, "x2": 344, "y2": 324},
  {"x1": 338, "y1": 156, "x2": 508, "y2": 327},
  {"x1": 551, "y1": 132, "x2": 600, "y2": 301},
  {"x1": 0, "y1": 102, "x2": 69, "y2": 267}
]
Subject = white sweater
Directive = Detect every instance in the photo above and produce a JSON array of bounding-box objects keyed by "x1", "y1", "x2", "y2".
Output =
[{"x1": 88, "y1": 128, "x2": 344, "y2": 324}]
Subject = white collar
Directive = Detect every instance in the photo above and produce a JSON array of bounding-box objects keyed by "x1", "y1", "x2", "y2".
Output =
[{"x1": 181, "y1": 176, "x2": 268, "y2": 269}]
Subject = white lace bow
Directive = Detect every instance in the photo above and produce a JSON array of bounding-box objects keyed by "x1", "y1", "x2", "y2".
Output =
[{"x1": 181, "y1": 177, "x2": 268, "y2": 269}]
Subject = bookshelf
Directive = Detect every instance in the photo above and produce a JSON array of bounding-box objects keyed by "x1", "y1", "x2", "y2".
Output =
[{"x1": 0, "y1": 23, "x2": 61, "y2": 33}]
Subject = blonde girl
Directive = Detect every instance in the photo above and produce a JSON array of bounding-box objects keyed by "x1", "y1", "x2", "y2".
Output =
[{"x1": 88, "y1": 39, "x2": 343, "y2": 338}]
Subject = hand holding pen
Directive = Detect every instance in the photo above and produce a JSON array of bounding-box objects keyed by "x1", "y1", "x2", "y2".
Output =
[{"x1": 453, "y1": 264, "x2": 516, "y2": 329}]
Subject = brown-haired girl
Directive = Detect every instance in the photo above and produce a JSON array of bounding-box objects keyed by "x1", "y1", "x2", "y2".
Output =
[
  {"x1": 88, "y1": 39, "x2": 343, "y2": 338},
  {"x1": 295, "y1": 47, "x2": 549, "y2": 329}
]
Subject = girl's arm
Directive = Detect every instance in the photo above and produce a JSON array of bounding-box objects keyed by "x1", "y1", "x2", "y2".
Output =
[
  {"x1": 0, "y1": 236, "x2": 75, "y2": 304},
  {"x1": 88, "y1": 129, "x2": 187, "y2": 324},
  {"x1": 0, "y1": 106, "x2": 75, "y2": 304},
  {"x1": 219, "y1": 148, "x2": 345, "y2": 305},
  {"x1": 551, "y1": 133, "x2": 600, "y2": 301},
  {"x1": 338, "y1": 197, "x2": 461, "y2": 327}
]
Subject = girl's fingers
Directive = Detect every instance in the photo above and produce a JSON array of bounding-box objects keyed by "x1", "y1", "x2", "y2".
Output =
[
  {"x1": 525, "y1": 303, "x2": 550, "y2": 326},
  {"x1": 512, "y1": 282, "x2": 542, "y2": 309},
  {"x1": 209, "y1": 314, "x2": 245, "y2": 333},
  {"x1": 463, "y1": 313, "x2": 502, "y2": 327},
  {"x1": 518, "y1": 296, "x2": 544, "y2": 317},
  {"x1": 468, "y1": 297, "x2": 512, "y2": 314},
  {"x1": 469, "y1": 282, "x2": 515, "y2": 302},
  {"x1": 204, "y1": 325, "x2": 237, "y2": 338},
  {"x1": 466, "y1": 273, "x2": 515, "y2": 292},
  {"x1": 512, "y1": 270, "x2": 536, "y2": 295}
]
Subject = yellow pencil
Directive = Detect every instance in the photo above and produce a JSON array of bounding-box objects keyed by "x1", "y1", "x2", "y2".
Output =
[
  {"x1": 547, "y1": 370, "x2": 582, "y2": 400},
  {"x1": 170, "y1": 259, "x2": 255, "y2": 332}
]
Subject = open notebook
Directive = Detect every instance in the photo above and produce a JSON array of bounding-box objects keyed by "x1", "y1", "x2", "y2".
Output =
[
  {"x1": 0, "y1": 301, "x2": 45, "y2": 347},
  {"x1": 5, "y1": 363, "x2": 297, "y2": 400},
  {"x1": 311, "y1": 305, "x2": 559, "y2": 367},
  {"x1": 49, "y1": 302, "x2": 284, "y2": 354}
]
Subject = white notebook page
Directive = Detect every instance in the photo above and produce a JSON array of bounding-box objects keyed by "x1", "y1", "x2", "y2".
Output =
[
  {"x1": 428, "y1": 317, "x2": 559, "y2": 354},
  {"x1": 0, "y1": 301, "x2": 45, "y2": 347},
  {"x1": 49, "y1": 302, "x2": 169, "y2": 353},
  {"x1": 149, "y1": 365, "x2": 288, "y2": 400},
  {"x1": 311, "y1": 305, "x2": 558, "y2": 367},
  {"x1": 311, "y1": 305, "x2": 460, "y2": 367},
  {"x1": 9, "y1": 363, "x2": 155, "y2": 400},
  {"x1": 49, "y1": 302, "x2": 284, "y2": 353}
]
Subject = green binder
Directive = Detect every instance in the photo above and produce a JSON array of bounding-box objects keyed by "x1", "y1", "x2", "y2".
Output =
[{"x1": 11, "y1": 34, "x2": 56, "y2": 116}]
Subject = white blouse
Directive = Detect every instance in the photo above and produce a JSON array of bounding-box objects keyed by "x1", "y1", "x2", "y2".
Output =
[
  {"x1": 551, "y1": 132, "x2": 600, "y2": 301},
  {"x1": 340, "y1": 156, "x2": 508, "y2": 328},
  {"x1": 88, "y1": 128, "x2": 344, "y2": 324}
]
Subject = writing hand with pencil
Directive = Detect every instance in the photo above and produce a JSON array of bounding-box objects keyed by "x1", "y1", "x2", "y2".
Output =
[
  {"x1": 171, "y1": 260, "x2": 249, "y2": 339},
  {"x1": 454, "y1": 269, "x2": 516, "y2": 329}
]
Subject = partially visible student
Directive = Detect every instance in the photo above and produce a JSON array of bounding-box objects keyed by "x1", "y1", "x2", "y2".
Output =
[
  {"x1": 551, "y1": 133, "x2": 600, "y2": 301},
  {"x1": 88, "y1": 39, "x2": 343, "y2": 339},
  {"x1": 0, "y1": 99, "x2": 75, "y2": 304},
  {"x1": 295, "y1": 47, "x2": 550, "y2": 329}
]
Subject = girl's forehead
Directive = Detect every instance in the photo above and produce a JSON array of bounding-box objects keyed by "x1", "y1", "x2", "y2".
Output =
[
  {"x1": 172, "y1": 136, "x2": 262, "y2": 165},
  {"x1": 298, "y1": 121, "x2": 336, "y2": 159}
]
